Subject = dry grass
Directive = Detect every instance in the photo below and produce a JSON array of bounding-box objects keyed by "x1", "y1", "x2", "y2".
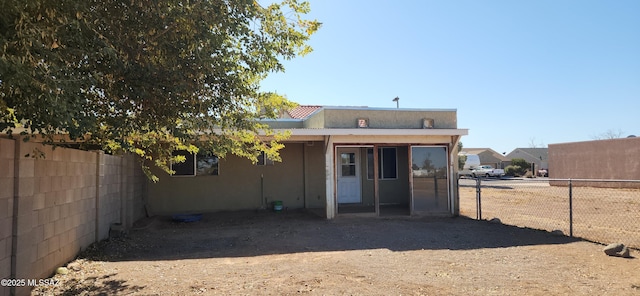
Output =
[{"x1": 460, "y1": 182, "x2": 640, "y2": 249}]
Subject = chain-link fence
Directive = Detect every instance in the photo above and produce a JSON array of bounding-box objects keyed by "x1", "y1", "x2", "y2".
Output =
[{"x1": 459, "y1": 178, "x2": 640, "y2": 249}]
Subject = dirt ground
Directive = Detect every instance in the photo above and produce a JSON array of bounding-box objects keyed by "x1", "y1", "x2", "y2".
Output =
[{"x1": 33, "y1": 210, "x2": 640, "y2": 296}]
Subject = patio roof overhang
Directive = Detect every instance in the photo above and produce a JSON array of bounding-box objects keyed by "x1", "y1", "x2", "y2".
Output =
[{"x1": 273, "y1": 128, "x2": 468, "y2": 137}]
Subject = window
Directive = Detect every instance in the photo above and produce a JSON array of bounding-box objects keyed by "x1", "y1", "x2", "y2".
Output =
[
  {"x1": 196, "y1": 154, "x2": 219, "y2": 175},
  {"x1": 367, "y1": 147, "x2": 397, "y2": 180},
  {"x1": 257, "y1": 151, "x2": 274, "y2": 166},
  {"x1": 172, "y1": 151, "x2": 219, "y2": 176},
  {"x1": 340, "y1": 152, "x2": 356, "y2": 177},
  {"x1": 172, "y1": 150, "x2": 196, "y2": 176}
]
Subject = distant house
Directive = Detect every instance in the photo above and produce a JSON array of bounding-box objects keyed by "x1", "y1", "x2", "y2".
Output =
[
  {"x1": 505, "y1": 148, "x2": 548, "y2": 172},
  {"x1": 461, "y1": 148, "x2": 509, "y2": 169},
  {"x1": 147, "y1": 106, "x2": 468, "y2": 219}
]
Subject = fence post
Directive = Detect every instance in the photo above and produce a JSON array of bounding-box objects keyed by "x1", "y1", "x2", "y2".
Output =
[
  {"x1": 476, "y1": 177, "x2": 482, "y2": 220},
  {"x1": 569, "y1": 179, "x2": 573, "y2": 237}
]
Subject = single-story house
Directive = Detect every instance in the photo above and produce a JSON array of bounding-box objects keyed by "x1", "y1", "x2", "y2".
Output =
[
  {"x1": 148, "y1": 106, "x2": 468, "y2": 219},
  {"x1": 460, "y1": 148, "x2": 510, "y2": 169},
  {"x1": 505, "y1": 148, "x2": 548, "y2": 171}
]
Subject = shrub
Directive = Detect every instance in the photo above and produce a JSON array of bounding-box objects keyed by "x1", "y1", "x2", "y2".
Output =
[{"x1": 505, "y1": 165, "x2": 522, "y2": 176}]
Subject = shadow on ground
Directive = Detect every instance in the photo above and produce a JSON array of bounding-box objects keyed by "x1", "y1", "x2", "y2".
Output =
[
  {"x1": 79, "y1": 209, "x2": 583, "y2": 263},
  {"x1": 32, "y1": 273, "x2": 146, "y2": 296}
]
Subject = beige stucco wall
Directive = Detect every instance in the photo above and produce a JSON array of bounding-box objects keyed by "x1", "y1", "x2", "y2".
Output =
[
  {"x1": 306, "y1": 108, "x2": 457, "y2": 129},
  {"x1": 549, "y1": 137, "x2": 640, "y2": 187},
  {"x1": 303, "y1": 108, "x2": 325, "y2": 128},
  {"x1": 148, "y1": 142, "x2": 327, "y2": 214},
  {"x1": 302, "y1": 142, "x2": 327, "y2": 209}
]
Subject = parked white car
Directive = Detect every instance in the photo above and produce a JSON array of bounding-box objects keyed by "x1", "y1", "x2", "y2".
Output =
[{"x1": 471, "y1": 165, "x2": 505, "y2": 178}]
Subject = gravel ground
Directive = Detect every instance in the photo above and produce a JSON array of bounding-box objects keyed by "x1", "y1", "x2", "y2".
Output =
[{"x1": 32, "y1": 210, "x2": 640, "y2": 295}]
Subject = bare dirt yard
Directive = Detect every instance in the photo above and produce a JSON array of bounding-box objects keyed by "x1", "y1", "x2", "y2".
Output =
[
  {"x1": 458, "y1": 179, "x2": 640, "y2": 249},
  {"x1": 33, "y1": 210, "x2": 640, "y2": 295}
]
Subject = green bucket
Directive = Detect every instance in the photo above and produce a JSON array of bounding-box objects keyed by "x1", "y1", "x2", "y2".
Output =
[{"x1": 273, "y1": 200, "x2": 283, "y2": 212}]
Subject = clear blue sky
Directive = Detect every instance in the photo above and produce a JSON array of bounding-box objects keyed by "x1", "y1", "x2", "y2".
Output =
[{"x1": 260, "y1": 0, "x2": 640, "y2": 155}]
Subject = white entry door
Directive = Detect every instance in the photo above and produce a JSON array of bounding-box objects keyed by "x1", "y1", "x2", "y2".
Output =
[{"x1": 337, "y1": 148, "x2": 361, "y2": 203}]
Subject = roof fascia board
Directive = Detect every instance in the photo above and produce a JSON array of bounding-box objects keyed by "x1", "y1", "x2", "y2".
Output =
[
  {"x1": 322, "y1": 106, "x2": 457, "y2": 112},
  {"x1": 274, "y1": 128, "x2": 468, "y2": 136},
  {"x1": 259, "y1": 118, "x2": 304, "y2": 122}
]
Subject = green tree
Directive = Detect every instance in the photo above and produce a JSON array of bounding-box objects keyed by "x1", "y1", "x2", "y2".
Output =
[
  {"x1": 0, "y1": 0, "x2": 320, "y2": 180},
  {"x1": 457, "y1": 141, "x2": 465, "y2": 170},
  {"x1": 511, "y1": 158, "x2": 531, "y2": 170}
]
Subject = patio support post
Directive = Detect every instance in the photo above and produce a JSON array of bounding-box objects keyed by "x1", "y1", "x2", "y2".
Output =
[
  {"x1": 408, "y1": 145, "x2": 414, "y2": 215},
  {"x1": 302, "y1": 144, "x2": 307, "y2": 209},
  {"x1": 373, "y1": 144, "x2": 380, "y2": 216},
  {"x1": 449, "y1": 137, "x2": 460, "y2": 215},
  {"x1": 324, "y1": 136, "x2": 335, "y2": 219}
]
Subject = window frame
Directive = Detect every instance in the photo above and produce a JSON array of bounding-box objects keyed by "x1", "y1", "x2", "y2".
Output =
[
  {"x1": 171, "y1": 151, "x2": 220, "y2": 177},
  {"x1": 256, "y1": 151, "x2": 275, "y2": 166},
  {"x1": 366, "y1": 147, "x2": 398, "y2": 180}
]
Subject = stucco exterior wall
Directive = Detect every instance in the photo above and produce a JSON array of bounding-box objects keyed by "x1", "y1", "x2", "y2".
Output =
[
  {"x1": 148, "y1": 143, "x2": 327, "y2": 214},
  {"x1": 302, "y1": 142, "x2": 327, "y2": 209},
  {"x1": 549, "y1": 137, "x2": 640, "y2": 187},
  {"x1": 315, "y1": 108, "x2": 457, "y2": 129},
  {"x1": 303, "y1": 109, "x2": 325, "y2": 128}
]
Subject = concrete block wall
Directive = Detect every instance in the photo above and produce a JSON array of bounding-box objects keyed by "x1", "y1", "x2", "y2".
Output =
[
  {"x1": 0, "y1": 139, "x2": 15, "y2": 296},
  {"x1": 123, "y1": 154, "x2": 147, "y2": 227},
  {"x1": 1, "y1": 139, "x2": 146, "y2": 296},
  {"x1": 96, "y1": 153, "x2": 123, "y2": 241},
  {"x1": 11, "y1": 141, "x2": 98, "y2": 296}
]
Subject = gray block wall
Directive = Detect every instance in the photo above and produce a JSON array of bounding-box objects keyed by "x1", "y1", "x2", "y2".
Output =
[
  {"x1": 0, "y1": 139, "x2": 14, "y2": 296},
  {"x1": 0, "y1": 139, "x2": 146, "y2": 296}
]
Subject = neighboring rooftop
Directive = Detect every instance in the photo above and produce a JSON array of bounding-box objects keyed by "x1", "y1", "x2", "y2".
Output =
[
  {"x1": 506, "y1": 148, "x2": 549, "y2": 161},
  {"x1": 461, "y1": 148, "x2": 510, "y2": 162}
]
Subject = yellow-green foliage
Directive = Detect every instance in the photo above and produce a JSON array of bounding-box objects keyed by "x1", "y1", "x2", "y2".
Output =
[{"x1": 0, "y1": 0, "x2": 320, "y2": 181}]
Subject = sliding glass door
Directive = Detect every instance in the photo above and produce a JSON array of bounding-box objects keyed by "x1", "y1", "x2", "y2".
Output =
[{"x1": 411, "y1": 146, "x2": 449, "y2": 214}]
